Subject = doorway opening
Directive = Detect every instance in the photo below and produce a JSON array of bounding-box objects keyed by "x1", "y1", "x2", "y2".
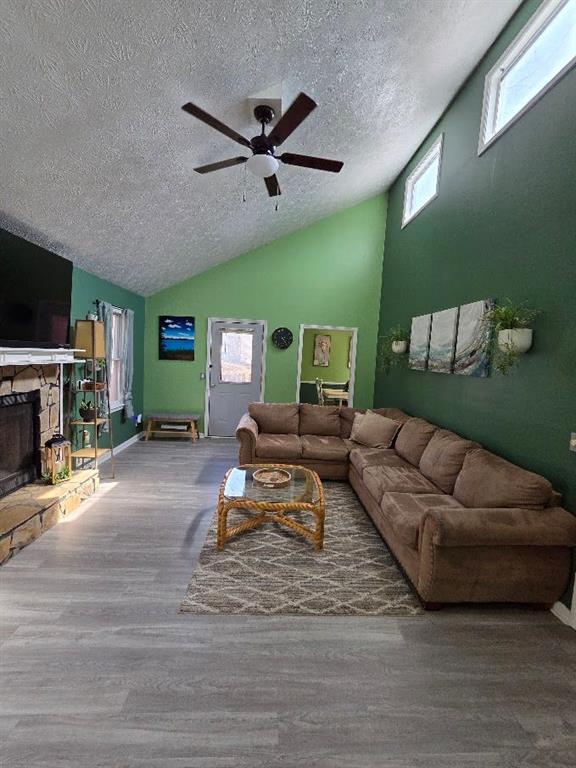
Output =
[{"x1": 295, "y1": 325, "x2": 357, "y2": 407}]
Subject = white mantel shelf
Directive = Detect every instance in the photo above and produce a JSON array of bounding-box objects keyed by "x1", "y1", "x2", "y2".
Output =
[{"x1": 0, "y1": 348, "x2": 85, "y2": 366}]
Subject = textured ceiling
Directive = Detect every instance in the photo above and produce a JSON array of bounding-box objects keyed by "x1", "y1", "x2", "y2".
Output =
[{"x1": 0, "y1": 0, "x2": 522, "y2": 296}]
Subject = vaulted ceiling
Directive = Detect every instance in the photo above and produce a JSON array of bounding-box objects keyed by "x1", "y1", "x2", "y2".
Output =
[{"x1": 0, "y1": 0, "x2": 522, "y2": 295}]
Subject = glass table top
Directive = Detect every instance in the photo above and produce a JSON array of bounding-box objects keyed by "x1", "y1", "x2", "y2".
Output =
[{"x1": 223, "y1": 465, "x2": 320, "y2": 505}]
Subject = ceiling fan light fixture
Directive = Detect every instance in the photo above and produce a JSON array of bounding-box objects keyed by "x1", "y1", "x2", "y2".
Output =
[{"x1": 246, "y1": 153, "x2": 279, "y2": 178}]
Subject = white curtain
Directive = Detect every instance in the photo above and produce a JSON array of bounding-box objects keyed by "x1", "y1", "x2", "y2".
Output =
[
  {"x1": 97, "y1": 301, "x2": 114, "y2": 430},
  {"x1": 121, "y1": 308, "x2": 134, "y2": 419}
]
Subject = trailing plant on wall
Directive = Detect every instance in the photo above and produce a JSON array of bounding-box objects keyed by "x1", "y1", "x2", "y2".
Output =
[
  {"x1": 485, "y1": 299, "x2": 540, "y2": 375},
  {"x1": 378, "y1": 325, "x2": 410, "y2": 374}
]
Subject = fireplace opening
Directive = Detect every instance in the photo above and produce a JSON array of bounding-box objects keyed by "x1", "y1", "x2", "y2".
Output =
[{"x1": 0, "y1": 391, "x2": 41, "y2": 498}]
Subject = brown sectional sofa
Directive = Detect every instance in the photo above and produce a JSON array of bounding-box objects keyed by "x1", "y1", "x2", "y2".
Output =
[{"x1": 236, "y1": 403, "x2": 576, "y2": 608}]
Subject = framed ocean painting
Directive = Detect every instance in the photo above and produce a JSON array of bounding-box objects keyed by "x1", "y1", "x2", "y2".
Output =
[
  {"x1": 454, "y1": 299, "x2": 494, "y2": 377},
  {"x1": 159, "y1": 316, "x2": 195, "y2": 361},
  {"x1": 428, "y1": 308, "x2": 459, "y2": 373},
  {"x1": 408, "y1": 314, "x2": 432, "y2": 370}
]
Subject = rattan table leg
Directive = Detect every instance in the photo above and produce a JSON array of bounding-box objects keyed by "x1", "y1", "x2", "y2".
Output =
[{"x1": 217, "y1": 501, "x2": 229, "y2": 550}]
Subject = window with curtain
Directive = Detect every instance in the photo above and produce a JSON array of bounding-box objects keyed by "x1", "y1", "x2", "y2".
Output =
[
  {"x1": 97, "y1": 301, "x2": 135, "y2": 421},
  {"x1": 109, "y1": 307, "x2": 125, "y2": 411},
  {"x1": 109, "y1": 308, "x2": 127, "y2": 411}
]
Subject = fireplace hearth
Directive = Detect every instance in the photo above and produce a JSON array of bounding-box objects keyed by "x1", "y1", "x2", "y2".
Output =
[{"x1": 0, "y1": 390, "x2": 41, "y2": 497}]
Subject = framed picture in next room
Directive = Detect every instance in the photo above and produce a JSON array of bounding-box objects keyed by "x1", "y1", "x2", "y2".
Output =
[
  {"x1": 159, "y1": 316, "x2": 195, "y2": 361},
  {"x1": 313, "y1": 334, "x2": 331, "y2": 367},
  {"x1": 408, "y1": 314, "x2": 432, "y2": 370},
  {"x1": 428, "y1": 308, "x2": 459, "y2": 373}
]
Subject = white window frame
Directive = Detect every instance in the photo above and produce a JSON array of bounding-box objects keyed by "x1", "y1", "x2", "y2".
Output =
[
  {"x1": 401, "y1": 134, "x2": 444, "y2": 228},
  {"x1": 109, "y1": 307, "x2": 126, "y2": 413},
  {"x1": 478, "y1": 0, "x2": 576, "y2": 154}
]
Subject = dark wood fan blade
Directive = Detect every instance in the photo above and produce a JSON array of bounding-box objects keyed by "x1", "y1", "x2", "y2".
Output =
[
  {"x1": 182, "y1": 102, "x2": 251, "y2": 148},
  {"x1": 268, "y1": 93, "x2": 316, "y2": 146},
  {"x1": 194, "y1": 156, "x2": 248, "y2": 174},
  {"x1": 279, "y1": 153, "x2": 343, "y2": 173},
  {"x1": 264, "y1": 174, "x2": 281, "y2": 197}
]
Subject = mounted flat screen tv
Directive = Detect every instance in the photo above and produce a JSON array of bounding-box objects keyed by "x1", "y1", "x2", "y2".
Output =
[{"x1": 0, "y1": 229, "x2": 72, "y2": 348}]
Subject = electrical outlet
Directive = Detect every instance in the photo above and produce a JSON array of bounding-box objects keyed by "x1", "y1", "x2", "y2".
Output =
[{"x1": 570, "y1": 433, "x2": 576, "y2": 453}]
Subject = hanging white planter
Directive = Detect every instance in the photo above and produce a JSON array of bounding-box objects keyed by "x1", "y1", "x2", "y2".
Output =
[
  {"x1": 391, "y1": 340, "x2": 408, "y2": 354},
  {"x1": 498, "y1": 328, "x2": 533, "y2": 354}
]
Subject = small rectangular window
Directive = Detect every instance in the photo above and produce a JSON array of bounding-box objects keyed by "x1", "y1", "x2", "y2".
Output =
[
  {"x1": 479, "y1": 0, "x2": 576, "y2": 153},
  {"x1": 220, "y1": 330, "x2": 253, "y2": 383},
  {"x1": 402, "y1": 135, "x2": 443, "y2": 227}
]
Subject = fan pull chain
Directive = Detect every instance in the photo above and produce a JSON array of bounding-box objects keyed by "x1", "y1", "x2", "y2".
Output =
[{"x1": 242, "y1": 162, "x2": 247, "y2": 203}]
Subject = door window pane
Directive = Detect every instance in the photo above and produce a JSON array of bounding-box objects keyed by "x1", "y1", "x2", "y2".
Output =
[{"x1": 220, "y1": 331, "x2": 253, "y2": 383}]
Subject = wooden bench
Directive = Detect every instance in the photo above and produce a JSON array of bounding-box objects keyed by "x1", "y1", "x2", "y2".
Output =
[{"x1": 144, "y1": 412, "x2": 200, "y2": 442}]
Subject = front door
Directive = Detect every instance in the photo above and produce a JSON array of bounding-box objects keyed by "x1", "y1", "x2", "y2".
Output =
[{"x1": 206, "y1": 319, "x2": 265, "y2": 437}]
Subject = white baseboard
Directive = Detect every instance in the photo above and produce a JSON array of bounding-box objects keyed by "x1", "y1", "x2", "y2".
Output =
[
  {"x1": 551, "y1": 600, "x2": 576, "y2": 629},
  {"x1": 98, "y1": 432, "x2": 142, "y2": 463}
]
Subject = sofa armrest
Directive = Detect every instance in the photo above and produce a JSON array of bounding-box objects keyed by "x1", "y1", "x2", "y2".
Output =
[
  {"x1": 421, "y1": 506, "x2": 576, "y2": 548},
  {"x1": 236, "y1": 413, "x2": 259, "y2": 464}
]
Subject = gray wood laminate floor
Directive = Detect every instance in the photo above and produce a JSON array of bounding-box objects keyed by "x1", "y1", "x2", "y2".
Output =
[{"x1": 1, "y1": 439, "x2": 574, "y2": 768}]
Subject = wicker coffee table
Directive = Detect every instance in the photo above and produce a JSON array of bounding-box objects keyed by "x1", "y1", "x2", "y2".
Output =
[{"x1": 216, "y1": 464, "x2": 325, "y2": 551}]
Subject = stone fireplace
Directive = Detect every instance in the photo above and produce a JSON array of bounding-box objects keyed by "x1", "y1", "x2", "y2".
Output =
[{"x1": 0, "y1": 363, "x2": 98, "y2": 563}]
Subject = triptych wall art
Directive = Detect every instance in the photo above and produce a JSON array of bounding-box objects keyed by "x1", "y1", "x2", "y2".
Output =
[{"x1": 408, "y1": 299, "x2": 493, "y2": 377}]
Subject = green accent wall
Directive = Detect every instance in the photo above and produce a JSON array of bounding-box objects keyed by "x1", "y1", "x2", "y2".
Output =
[
  {"x1": 300, "y1": 328, "x2": 353, "y2": 384},
  {"x1": 71, "y1": 267, "x2": 145, "y2": 447},
  {"x1": 374, "y1": 0, "x2": 576, "y2": 605},
  {"x1": 144, "y1": 195, "x2": 387, "y2": 429}
]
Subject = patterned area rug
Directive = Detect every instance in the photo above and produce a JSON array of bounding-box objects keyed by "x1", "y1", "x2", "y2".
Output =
[{"x1": 181, "y1": 482, "x2": 423, "y2": 616}]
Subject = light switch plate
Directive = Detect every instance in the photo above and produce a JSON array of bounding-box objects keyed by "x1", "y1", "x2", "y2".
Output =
[{"x1": 570, "y1": 433, "x2": 576, "y2": 452}]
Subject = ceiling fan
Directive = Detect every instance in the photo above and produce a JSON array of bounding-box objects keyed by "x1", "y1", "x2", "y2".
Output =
[{"x1": 181, "y1": 92, "x2": 344, "y2": 197}]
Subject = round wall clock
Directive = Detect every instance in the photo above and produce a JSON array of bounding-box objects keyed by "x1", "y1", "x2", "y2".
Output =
[{"x1": 271, "y1": 327, "x2": 293, "y2": 350}]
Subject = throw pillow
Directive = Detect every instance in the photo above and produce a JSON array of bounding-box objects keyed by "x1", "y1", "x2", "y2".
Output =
[{"x1": 350, "y1": 410, "x2": 402, "y2": 449}]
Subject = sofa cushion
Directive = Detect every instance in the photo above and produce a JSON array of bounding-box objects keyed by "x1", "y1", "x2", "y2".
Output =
[
  {"x1": 299, "y1": 403, "x2": 341, "y2": 436},
  {"x1": 395, "y1": 418, "x2": 438, "y2": 466},
  {"x1": 249, "y1": 403, "x2": 299, "y2": 434},
  {"x1": 349, "y1": 447, "x2": 411, "y2": 476},
  {"x1": 349, "y1": 410, "x2": 402, "y2": 449},
  {"x1": 363, "y1": 465, "x2": 443, "y2": 503},
  {"x1": 373, "y1": 407, "x2": 411, "y2": 424},
  {"x1": 301, "y1": 435, "x2": 349, "y2": 461},
  {"x1": 255, "y1": 433, "x2": 302, "y2": 459},
  {"x1": 419, "y1": 429, "x2": 480, "y2": 494},
  {"x1": 339, "y1": 407, "x2": 366, "y2": 439},
  {"x1": 453, "y1": 449, "x2": 553, "y2": 510},
  {"x1": 381, "y1": 492, "x2": 465, "y2": 549}
]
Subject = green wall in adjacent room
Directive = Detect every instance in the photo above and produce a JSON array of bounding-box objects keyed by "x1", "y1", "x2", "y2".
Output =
[
  {"x1": 144, "y1": 195, "x2": 387, "y2": 429},
  {"x1": 71, "y1": 266, "x2": 145, "y2": 447},
  {"x1": 300, "y1": 328, "x2": 353, "y2": 384},
  {"x1": 374, "y1": 0, "x2": 576, "y2": 605}
]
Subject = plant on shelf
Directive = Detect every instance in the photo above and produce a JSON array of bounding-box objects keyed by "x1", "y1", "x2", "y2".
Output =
[
  {"x1": 79, "y1": 398, "x2": 96, "y2": 422},
  {"x1": 485, "y1": 299, "x2": 540, "y2": 375},
  {"x1": 378, "y1": 325, "x2": 410, "y2": 374}
]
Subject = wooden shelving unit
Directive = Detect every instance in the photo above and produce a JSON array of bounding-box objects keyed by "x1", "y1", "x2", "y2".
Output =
[
  {"x1": 67, "y1": 320, "x2": 115, "y2": 478},
  {"x1": 71, "y1": 447, "x2": 111, "y2": 460}
]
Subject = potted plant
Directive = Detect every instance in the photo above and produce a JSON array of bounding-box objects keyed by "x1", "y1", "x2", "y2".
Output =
[
  {"x1": 378, "y1": 325, "x2": 410, "y2": 373},
  {"x1": 79, "y1": 398, "x2": 96, "y2": 422},
  {"x1": 485, "y1": 300, "x2": 540, "y2": 375}
]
